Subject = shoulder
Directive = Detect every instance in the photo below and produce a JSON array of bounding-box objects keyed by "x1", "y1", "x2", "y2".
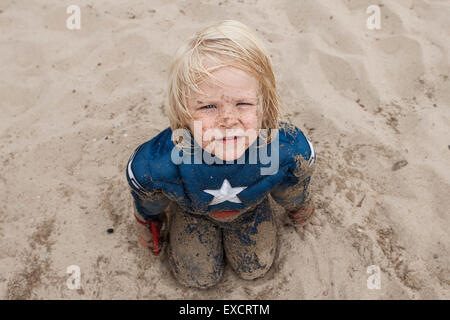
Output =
[
  {"x1": 126, "y1": 127, "x2": 178, "y2": 193},
  {"x1": 278, "y1": 122, "x2": 316, "y2": 167}
]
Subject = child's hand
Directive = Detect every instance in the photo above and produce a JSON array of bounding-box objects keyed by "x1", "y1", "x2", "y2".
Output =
[
  {"x1": 137, "y1": 222, "x2": 155, "y2": 250},
  {"x1": 287, "y1": 199, "x2": 321, "y2": 239},
  {"x1": 135, "y1": 214, "x2": 162, "y2": 255}
]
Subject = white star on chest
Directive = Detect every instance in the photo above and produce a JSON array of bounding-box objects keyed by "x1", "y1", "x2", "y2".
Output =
[{"x1": 203, "y1": 178, "x2": 247, "y2": 206}]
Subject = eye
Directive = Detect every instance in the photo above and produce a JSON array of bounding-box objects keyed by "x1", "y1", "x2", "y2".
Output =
[
  {"x1": 237, "y1": 102, "x2": 252, "y2": 106},
  {"x1": 200, "y1": 104, "x2": 216, "y2": 110}
]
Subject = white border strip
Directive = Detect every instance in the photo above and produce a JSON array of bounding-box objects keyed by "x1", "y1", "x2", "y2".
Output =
[{"x1": 127, "y1": 148, "x2": 145, "y2": 191}]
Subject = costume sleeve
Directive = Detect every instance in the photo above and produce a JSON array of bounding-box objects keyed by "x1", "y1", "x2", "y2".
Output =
[
  {"x1": 270, "y1": 132, "x2": 316, "y2": 212},
  {"x1": 126, "y1": 146, "x2": 171, "y2": 222}
]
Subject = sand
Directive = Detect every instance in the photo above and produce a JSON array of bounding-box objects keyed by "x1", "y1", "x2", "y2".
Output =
[{"x1": 0, "y1": 0, "x2": 449, "y2": 299}]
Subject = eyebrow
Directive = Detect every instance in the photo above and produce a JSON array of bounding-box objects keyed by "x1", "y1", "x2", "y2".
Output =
[{"x1": 196, "y1": 97, "x2": 258, "y2": 105}]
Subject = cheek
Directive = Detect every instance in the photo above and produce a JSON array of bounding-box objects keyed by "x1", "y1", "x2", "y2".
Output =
[
  {"x1": 241, "y1": 107, "x2": 262, "y2": 131},
  {"x1": 189, "y1": 113, "x2": 216, "y2": 141}
]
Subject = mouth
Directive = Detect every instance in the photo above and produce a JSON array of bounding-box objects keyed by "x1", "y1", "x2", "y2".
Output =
[{"x1": 217, "y1": 136, "x2": 241, "y2": 144}]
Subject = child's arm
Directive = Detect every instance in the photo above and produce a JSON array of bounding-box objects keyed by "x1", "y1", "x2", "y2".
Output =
[
  {"x1": 271, "y1": 161, "x2": 315, "y2": 228},
  {"x1": 129, "y1": 188, "x2": 169, "y2": 255},
  {"x1": 270, "y1": 131, "x2": 316, "y2": 231},
  {"x1": 134, "y1": 206, "x2": 164, "y2": 255},
  {"x1": 126, "y1": 147, "x2": 171, "y2": 255}
]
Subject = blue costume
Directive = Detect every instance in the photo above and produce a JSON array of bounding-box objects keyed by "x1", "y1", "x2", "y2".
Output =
[{"x1": 126, "y1": 123, "x2": 316, "y2": 288}]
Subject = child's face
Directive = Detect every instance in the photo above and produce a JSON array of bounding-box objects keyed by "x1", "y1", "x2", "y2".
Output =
[{"x1": 186, "y1": 66, "x2": 263, "y2": 161}]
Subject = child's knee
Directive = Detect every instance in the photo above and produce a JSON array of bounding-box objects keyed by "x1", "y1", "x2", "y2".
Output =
[
  {"x1": 227, "y1": 245, "x2": 276, "y2": 281},
  {"x1": 223, "y1": 199, "x2": 277, "y2": 281},
  {"x1": 168, "y1": 244, "x2": 223, "y2": 288},
  {"x1": 236, "y1": 265, "x2": 272, "y2": 280},
  {"x1": 168, "y1": 209, "x2": 224, "y2": 288}
]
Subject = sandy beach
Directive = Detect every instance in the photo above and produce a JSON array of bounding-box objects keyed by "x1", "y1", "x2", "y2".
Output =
[{"x1": 0, "y1": 0, "x2": 449, "y2": 299}]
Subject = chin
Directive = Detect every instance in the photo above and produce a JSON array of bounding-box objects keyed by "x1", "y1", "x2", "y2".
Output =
[{"x1": 212, "y1": 145, "x2": 247, "y2": 162}]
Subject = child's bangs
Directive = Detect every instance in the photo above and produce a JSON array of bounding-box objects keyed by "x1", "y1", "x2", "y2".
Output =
[
  {"x1": 185, "y1": 46, "x2": 260, "y2": 98},
  {"x1": 168, "y1": 20, "x2": 284, "y2": 143}
]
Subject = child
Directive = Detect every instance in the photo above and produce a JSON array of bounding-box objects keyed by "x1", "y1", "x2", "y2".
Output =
[{"x1": 126, "y1": 20, "x2": 316, "y2": 289}]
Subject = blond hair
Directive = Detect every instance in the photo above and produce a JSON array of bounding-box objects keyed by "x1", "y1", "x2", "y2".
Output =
[{"x1": 167, "y1": 20, "x2": 286, "y2": 146}]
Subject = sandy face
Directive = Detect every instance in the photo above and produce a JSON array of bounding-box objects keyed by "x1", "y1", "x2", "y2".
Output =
[{"x1": 186, "y1": 66, "x2": 262, "y2": 162}]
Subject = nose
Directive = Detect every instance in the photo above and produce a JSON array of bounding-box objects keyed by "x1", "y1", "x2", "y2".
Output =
[{"x1": 216, "y1": 103, "x2": 239, "y2": 128}]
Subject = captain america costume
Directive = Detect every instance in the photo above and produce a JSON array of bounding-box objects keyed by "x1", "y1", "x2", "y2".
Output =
[
  {"x1": 126, "y1": 122, "x2": 316, "y2": 287},
  {"x1": 126, "y1": 122, "x2": 315, "y2": 226}
]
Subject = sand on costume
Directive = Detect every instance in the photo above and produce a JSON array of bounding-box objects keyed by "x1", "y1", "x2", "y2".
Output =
[{"x1": 1, "y1": 0, "x2": 449, "y2": 299}]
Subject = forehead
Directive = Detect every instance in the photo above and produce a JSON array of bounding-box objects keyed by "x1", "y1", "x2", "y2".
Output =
[{"x1": 189, "y1": 66, "x2": 260, "y2": 101}]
